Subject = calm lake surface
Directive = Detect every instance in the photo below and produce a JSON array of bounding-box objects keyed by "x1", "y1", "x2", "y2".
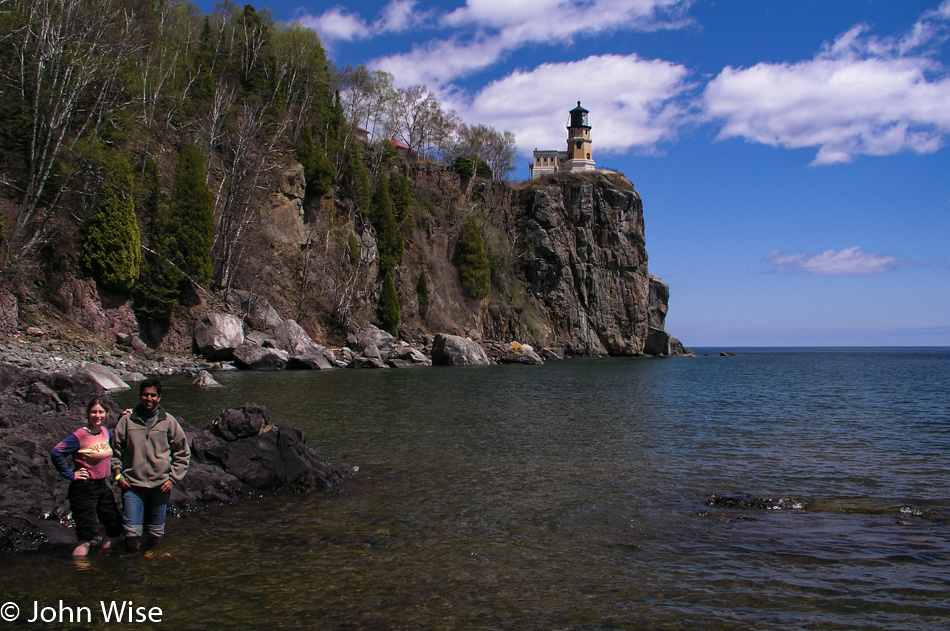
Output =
[{"x1": 3, "y1": 348, "x2": 949, "y2": 630}]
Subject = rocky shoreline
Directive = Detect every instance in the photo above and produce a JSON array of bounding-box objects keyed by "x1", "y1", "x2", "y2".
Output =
[{"x1": 0, "y1": 362, "x2": 353, "y2": 553}]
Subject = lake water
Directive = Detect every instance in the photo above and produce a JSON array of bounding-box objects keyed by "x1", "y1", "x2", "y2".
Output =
[{"x1": 2, "y1": 348, "x2": 949, "y2": 630}]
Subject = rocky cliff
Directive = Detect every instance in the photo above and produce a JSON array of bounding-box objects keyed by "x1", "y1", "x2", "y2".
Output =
[
  {"x1": 509, "y1": 173, "x2": 673, "y2": 355},
  {"x1": 0, "y1": 166, "x2": 686, "y2": 359},
  {"x1": 459, "y1": 170, "x2": 683, "y2": 357}
]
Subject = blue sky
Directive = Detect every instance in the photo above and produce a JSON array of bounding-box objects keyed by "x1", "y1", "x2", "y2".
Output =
[{"x1": 196, "y1": 0, "x2": 950, "y2": 347}]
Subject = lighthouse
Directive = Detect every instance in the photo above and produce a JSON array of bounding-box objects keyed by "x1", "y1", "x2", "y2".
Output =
[
  {"x1": 564, "y1": 101, "x2": 595, "y2": 171},
  {"x1": 530, "y1": 101, "x2": 597, "y2": 179}
]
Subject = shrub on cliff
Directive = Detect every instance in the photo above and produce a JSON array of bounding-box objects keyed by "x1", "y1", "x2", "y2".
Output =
[
  {"x1": 80, "y1": 153, "x2": 141, "y2": 293},
  {"x1": 377, "y1": 270, "x2": 400, "y2": 336},
  {"x1": 454, "y1": 214, "x2": 491, "y2": 299}
]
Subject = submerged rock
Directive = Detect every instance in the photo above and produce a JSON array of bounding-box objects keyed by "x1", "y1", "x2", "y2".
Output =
[{"x1": 192, "y1": 370, "x2": 223, "y2": 388}]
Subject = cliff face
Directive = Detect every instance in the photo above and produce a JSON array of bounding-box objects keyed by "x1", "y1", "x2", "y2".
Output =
[
  {"x1": 1, "y1": 166, "x2": 683, "y2": 358},
  {"x1": 484, "y1": 173, "x2": 674, "y2": 356}
]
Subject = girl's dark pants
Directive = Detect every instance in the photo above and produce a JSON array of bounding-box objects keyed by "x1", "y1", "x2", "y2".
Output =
[{"x1": 67, "y1": 478, "x2": 122, "y2": 542}]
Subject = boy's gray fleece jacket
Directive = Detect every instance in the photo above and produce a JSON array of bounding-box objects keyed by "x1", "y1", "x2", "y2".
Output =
[{"x1": 111, "y1": 406, "x2": 190, "y2": 489}]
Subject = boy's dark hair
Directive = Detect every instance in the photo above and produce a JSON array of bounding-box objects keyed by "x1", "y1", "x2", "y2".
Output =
[{"x1": 139, "y1": 378, "x2": 163, "y2": 395}]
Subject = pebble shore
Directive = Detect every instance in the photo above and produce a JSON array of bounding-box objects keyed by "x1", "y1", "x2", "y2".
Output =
[{"x1": 0, "y1": 329, "x2": 215, "y2": 379}]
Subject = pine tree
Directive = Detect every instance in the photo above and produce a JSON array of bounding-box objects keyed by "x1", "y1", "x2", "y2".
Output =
[
  {"x1": 377, "y1": 270, "x2": 401, "y2": 336},
  {"x1": 389, "y1": 173, "x2": 411, "y2": 225},
  {"x1": 454, "y1": 214, "x2": 491, "y2": 299},
  {"x1": 296, "y1": 126, "x2": 335, "y2": 199},
  {"x1": 342, "y1": 145, "x2": 370, "y2": 214},
  {"x1": 371, "y1": 174, "x2": 403, "y2": 275},
  {"x1": 416, "y1": 270, "x2": 430, "y2": 318},
  {"x1": 133, "y1": 158, "x2": 184, "y2": 321},
  {"x1": 168, "y1": 144, "x2": 214, "y2": 286},
  {"x1": 80, "y1": 154, "x2": 141, "y2": 293}
]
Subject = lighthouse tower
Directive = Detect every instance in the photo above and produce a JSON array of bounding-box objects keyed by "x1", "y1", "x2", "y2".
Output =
[
  {"x1": 563, "y1": 101, "x2": 595, "y2": 172},
  {"x1": 530, "y1": 101, "x2": 596, "y2": 179}
]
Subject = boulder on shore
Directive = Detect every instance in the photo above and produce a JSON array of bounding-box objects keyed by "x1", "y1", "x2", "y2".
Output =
[
  {"x1": 496, "y1": 342, "x2": 544, "y2": 365},
  {"x1": 431, "y1": 333, "x2": 490, "y2": 366},
  {"x1": 233, "y1": 344, "x2": 290, "y2": 370},
  {"x1": 79, "y1": 362, "x2": 129, "y2": 391},
  {"x1": 194, "y1": 313, "x2": 245, "y2": 361}
]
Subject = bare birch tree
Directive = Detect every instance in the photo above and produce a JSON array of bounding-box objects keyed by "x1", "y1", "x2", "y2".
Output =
[{"x1": 7, "y1": 0, "x2": 144, "y2": 260}]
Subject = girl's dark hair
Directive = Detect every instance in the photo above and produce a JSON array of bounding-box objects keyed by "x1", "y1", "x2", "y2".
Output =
[{"x1": 86, "y1": 396, "x2": 110, "y2": 417}]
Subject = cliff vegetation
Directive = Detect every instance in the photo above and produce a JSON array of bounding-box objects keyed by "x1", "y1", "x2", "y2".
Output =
[{"x1": 0, "y1": 0, "x2": 685, "y2": 358}]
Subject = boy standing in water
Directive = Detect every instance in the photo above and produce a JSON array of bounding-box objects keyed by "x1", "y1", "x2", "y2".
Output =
[{"x1": 111, "y1": 378, "x2": 190, "y2": 551}]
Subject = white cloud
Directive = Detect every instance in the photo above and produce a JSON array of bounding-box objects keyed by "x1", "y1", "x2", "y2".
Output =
[
  {"x1": 443, "y1": 0, "x2": 694, "y2": 34},
  {"x1": 371, "y1": 0, "x2": 693, "y2": 88},
  {"x1": 372, "y1": 37, "x2": 510, "y2": 87},
  {"x1": 298, "y1": 8, "x2": 370, "y2": 43},
  {"x1": 444, "y1": 54, "x2": 692, "y2": 157},
  {"x1": 704, "y1": 11, "x2": 950, "y2": 166},
  {"x1": 765, "y1": 247, "x2": 908, "y2": 276},
  {"x1": 299, "y1": 0, "x2": 425, "y2": 45}
]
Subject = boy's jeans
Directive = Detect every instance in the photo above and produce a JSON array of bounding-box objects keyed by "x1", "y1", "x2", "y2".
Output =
[{"x1": 122, "y1": 486, "x2": 170, "y2": 539}]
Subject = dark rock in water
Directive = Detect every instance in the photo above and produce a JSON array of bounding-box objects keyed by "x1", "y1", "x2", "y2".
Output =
[
  {"x1": 0, "y1": 364, "x2": 352, "y2": 551},
  {"x1": 669, "y1": 337, "x2": 695, "y2": 357},
  {"x1": 707, "y1": 493, "x2": 803, "y2": 511},
  {"x1": 208, "y1": 404, "x2": 268, "y2": 440},
  {"x1": 643, "y1": 327, "x2": 670, "y2": 356},
  {"x1": 194, "y1": 404, "x2": 350, "y2": 491},
  {"x1": 720, "y1": 352, "x2": 740, "y2": 357}
]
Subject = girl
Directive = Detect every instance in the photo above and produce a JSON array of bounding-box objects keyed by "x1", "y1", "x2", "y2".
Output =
[{"x1": 50, "y1": 397, "x2": 123, "y2": 556}]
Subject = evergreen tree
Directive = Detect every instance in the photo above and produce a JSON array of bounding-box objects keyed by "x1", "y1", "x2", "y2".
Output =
[
  {"x1": 341, "y1": 145, "x2": 370, "y2": 214},
  {"x1": 371, "y1": 174, "x2": 403, "y2": 275},
  {"x1": 389, "y1": 173, "x2": 411, "y2": 225},
  {"x1": 454, "y1": 214, "x2": 491, "y2": 299},
  {"x1": 377, "y1": 270, "x2": 401, "y2": 336},
  {"x1": 296, "y1": 126, "x2": 335, "y2": 199},
  {"x1": 134, "y1": 158, "x2": 184, "y2": 321},
  {"x1": 452, "y1": 156, "x2": 475, "y2": 179},
  {"x1": 80, "y1": 154, "x2": 141, "y2": 293},
  {"x1": 168, "y1": 144, "x2": 214, "y2": 286},
  {"x1": 416, "y1": 270, "x2": 430, "y2": 318}
]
